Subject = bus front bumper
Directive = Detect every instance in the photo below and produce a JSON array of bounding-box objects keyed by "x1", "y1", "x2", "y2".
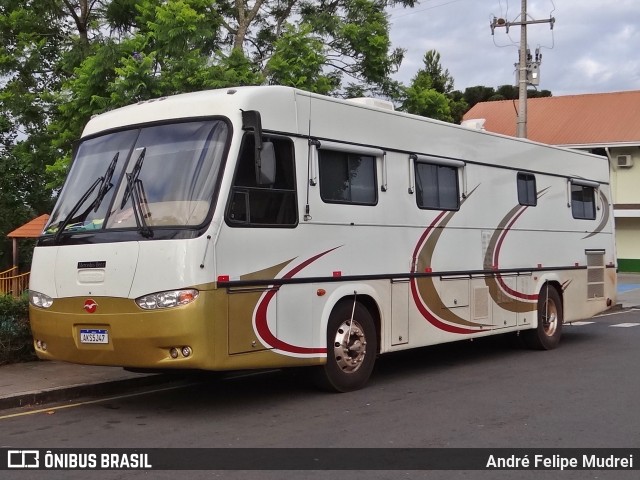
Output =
[{"x1": 29, "y1": 296, "x2": 214, "y2": 370}]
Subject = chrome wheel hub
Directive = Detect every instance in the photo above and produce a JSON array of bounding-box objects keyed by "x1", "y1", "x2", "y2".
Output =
[
  {"x1": 542, "y1": 300, "x2": 558, "y2": 336},
  {"x1": 332, "y1": 319, "x2": 367, "y2": 373}
]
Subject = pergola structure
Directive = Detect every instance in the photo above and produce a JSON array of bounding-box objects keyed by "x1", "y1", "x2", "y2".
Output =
[
  {"x1": 6, "y1": 214, "x2": 49, "y2": 269},
  {"x1": 2, "y1": 214, "x2": 49, "y2": 297}
]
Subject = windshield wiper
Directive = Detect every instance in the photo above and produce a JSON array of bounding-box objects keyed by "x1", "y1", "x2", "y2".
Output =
[
  {"x1": 91, "y1": 152, "x2": 119, "y2": 212},
  {"x1": 121, "y1": 147, "x2": 145, "y2": 208},
  {"x1": 53, "y1": 179, "x2": 102, "y2": 244},
  {"x1": 121, "y1": 147, "x2": 153, "y2": 238},
  {"x1": 52, "y1": 152, "x2": 120, "y2": 244},
  {"x1": 125, "y1": 174, "x2": 153, "y2": 238}
]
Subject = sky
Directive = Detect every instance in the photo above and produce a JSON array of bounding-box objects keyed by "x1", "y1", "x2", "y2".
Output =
[{"x1": 387, "y1": 0, "x2": 640, "y2": 96}]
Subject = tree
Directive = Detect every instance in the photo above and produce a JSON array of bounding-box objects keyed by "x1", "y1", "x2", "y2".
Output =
[
  {"x1": 463, "y1": 85, "x2": 499, "y2": 108},
  {"x1": 399, "y1": 50, "x2": 467, "y2": 123},
  {"x1": 266, "y1": 24, "x2": 339, "y2": 94},
  {"x1": 420, "y1": 50, "x2": 454, "y2": 95},
  {"x1": 44, "y1": 0, "x2": 416, "y2": 180},
  {"x1": 401, "y1": 74, "x2": 452, "y2": 121},
  {"x1": 463, "y1": 84, "x2": 552, "y2": 111},
  {"x1": 0, "y1": 1, "x2": 74, "y2": 268},
  {"x1": 1, "y1": 0, "x2": 423, "y2": 268}
]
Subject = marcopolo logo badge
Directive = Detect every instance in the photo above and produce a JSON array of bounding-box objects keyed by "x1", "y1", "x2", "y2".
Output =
[
  {"x1": 83, "y1": 299, "x2": 98, "y2": 313},
  {"x1": 7, "y1": 450, "x2": 40, "y2": 468}
]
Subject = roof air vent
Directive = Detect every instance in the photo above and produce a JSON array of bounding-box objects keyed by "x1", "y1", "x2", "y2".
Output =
[
  {"x1": 461, "y1": 119, "x2": 486, "y2": 131},
  {"x1": 346, "y1": 97, "x2": 395, "y2": 111}
]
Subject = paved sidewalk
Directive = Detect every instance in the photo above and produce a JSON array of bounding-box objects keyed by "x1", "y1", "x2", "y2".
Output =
[
  {"x1": 1, "y1": 274, "x2": 639, "y2": 411},
  {"x1": 0, "y1": 361, "x2": 179, "y2": 411},
  {"x1": 616, "y1": 273, "x2": 640, "y2": 309}
]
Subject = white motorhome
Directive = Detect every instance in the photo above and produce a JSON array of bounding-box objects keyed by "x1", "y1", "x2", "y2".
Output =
[{"x1": 29, "y1": 86, "x2": 616, "y2": 391}]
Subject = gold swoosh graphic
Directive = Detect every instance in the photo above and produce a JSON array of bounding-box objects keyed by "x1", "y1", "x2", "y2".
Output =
[
  {"x1": 413, "y1": 186, "x2": 490, "y2": 329},
  {"x1": 583, "y1": 190, "x2": 610, "y2": 239},
  {"x1": 482, "y1": 187, "x2": 552, "y2": 313}
]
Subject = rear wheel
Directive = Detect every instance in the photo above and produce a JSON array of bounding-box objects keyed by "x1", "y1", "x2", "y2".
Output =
[
  {"x1": 314, "y1": 300, "x2": 377, "y2": 392},
  {"x1": 523, "y1": 284, "x2": 563, "y2": 350}
]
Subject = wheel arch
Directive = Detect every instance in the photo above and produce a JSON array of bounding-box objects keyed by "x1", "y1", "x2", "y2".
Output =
[
  {"x1": 533, "y1": 276, "x2": 564, "y2": 327},
  {"x1": 521, "y1": 277, "x2": 564, "y2": 350},
  {"x1": 320, "y1": 284, "x2": 382, "y2": 354}
]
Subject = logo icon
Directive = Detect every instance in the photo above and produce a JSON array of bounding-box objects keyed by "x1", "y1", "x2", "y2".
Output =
[
  {"x1": 83, "y1": 299, "x2": 98, "y2": 313},
  {"x1": 7, "y1": 450, "x2": 39, "y2": 468}
]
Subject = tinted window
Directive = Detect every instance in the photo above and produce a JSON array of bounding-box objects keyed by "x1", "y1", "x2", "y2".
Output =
[
  {"x1": 47, "y1": 120, "x2": 229, "y2": 234},
  {"x1": 415, "y1": 162, "x2": 459, "y2": 210},
  {"x1": 319, "y1": 150, "x2": 377, "y2": 205},
  {"x1": 226, "y1": 134, "x2": 297, "y2": 227},
  {"x1": 571, "y1": 184, "x2": 596, "y2": 220},
  {"x1": 517, "y1": 173, "x2": 537, "y2": 206}
]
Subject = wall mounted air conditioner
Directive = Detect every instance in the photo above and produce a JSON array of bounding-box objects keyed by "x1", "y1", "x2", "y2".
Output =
[{"x1": 617, "y1": 155, "x2": 633, "y2": 168}]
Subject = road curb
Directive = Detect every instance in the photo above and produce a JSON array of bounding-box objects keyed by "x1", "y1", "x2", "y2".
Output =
[{"x1": 0, "y1": 374, "x2": 181, "y2": 411}]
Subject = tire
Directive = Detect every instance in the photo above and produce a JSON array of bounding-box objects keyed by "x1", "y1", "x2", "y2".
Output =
[
  {"x1": 314, "y1": 300, "x2": 377, "y2": 392},
  {"x1": 522, "y1": 284, "x2": 563, "y2": 350}
]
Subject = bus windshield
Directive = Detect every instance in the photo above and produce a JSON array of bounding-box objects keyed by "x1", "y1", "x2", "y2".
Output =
[{"x1": 46, "y1": 120, "x2": 229, "y2": 237}]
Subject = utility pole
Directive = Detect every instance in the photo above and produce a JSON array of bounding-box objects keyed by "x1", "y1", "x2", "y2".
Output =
[
  {"x1": 517, "y1": 0, "x2": 528, "y2": 139},
  {"x1": 491, "y1": 0, "x2": 555, "y2": 138}
]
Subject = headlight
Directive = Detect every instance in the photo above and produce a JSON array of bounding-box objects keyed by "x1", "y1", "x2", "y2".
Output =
[
  {"x1": 30, "y1": 290, "x2": 54, "y2": 308},
  {"x1": 135, "y1": 289, "x2": 199, "y2": 310}
]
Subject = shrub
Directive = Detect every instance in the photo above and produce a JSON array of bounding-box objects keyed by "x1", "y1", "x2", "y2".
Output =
[{"x1": 0, "y1": 294, "x2": 36, "y2": 364}]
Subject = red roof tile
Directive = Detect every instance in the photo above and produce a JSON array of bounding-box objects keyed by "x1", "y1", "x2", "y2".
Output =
[
  {"x1": 462, "y1": 90, "x2": 640, "y2": 145},
  {"x1": 7, "y1": 214, "x2": 50, "y2": 238}
]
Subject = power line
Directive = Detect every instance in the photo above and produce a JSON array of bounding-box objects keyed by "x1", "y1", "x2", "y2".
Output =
[{"x1": 388, "y1": 0, "x2": 468, "y2": 20}]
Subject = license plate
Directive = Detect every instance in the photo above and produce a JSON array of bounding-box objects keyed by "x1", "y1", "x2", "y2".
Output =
[{"x1": 80, "y1": 329, "x2": 109, "y2": 344}]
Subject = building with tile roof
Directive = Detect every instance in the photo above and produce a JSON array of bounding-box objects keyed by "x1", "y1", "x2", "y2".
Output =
[{"x1": 463, "y1": 90, "x2": 640, "y2": 272}]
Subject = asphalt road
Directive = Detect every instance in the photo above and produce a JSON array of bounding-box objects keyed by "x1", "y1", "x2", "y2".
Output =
[{"x1": 2, "y1": 308, "x2": 640, "y2": 480}]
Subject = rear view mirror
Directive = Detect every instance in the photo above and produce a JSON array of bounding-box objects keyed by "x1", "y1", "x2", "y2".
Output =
[
  {"x1": 257, "y1": 141, "x2": 276, "y2": 185},
  {"x1": 241, "y1": 110, "x2": 276, "y2": 185}
]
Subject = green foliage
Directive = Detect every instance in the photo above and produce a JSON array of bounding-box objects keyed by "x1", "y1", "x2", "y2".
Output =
[
  {"x1": 399, "y1": 50, "x2": 467, "y2": 123},
  {"x1": 40, "y1": 0, "x2": 415, "y2": 178},
  {"x1": 266, "y1": 24, "x2": 337, "y2": 94},
  {"x1": 104, "y1": 0, "x2": 141, "y2": 33},
  {"x1": 0, "y1": 1, "x2": 71, "y2": 265},
  {"x1": 1, "y1": 0, "x2": 555, "y2": 253},
  {"x1": 0, "y1": 140, "x2": 54, "y2": 269},
  {"x1": 403, "y1": 85, "x2": 452, "y2": 122},
  {"x1": 462, "y1": 85, "x2": 497, "y2": 109},
  {"x1": 420, "y1": 50, "x2": 454, "y2": 94},
  {"x1": 296, "y1": 0, "x2": 407, "y2": 97},
  {"x1": 48, "y1": 0, "x2": 263, "y2": 178},
  {"x1": 0, "y1": 294, "x2": 35, "y2": 365},
  {"x1": 337, "y1": 0, "x2": 395, "y2": 83},
  {"x1": 0, "y1": 151, "x2": 33, "y2": 268},
  {"x1": 463, "y1": 84, "x2": 552, "y2": 110},
  {"x1": 447, "y1": 90, "x2": 469, "y2": 125}
]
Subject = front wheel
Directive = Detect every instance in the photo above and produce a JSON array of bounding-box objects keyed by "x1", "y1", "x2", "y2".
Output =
[
  {"x1": 314, "y1": 300, "x2": 377, "y2": 392},
  {"x1": 522, "y1": 284, "x2": 563, "y2": 350}
]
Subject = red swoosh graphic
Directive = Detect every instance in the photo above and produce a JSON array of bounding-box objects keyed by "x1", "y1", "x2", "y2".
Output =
[
  {"x1": 411, "y1": 211, "x2": 447, "y2": 268},
  {"x1": 410, "y1": 279, "x2": 480, "y2": 334},
  {"x1": 410, "y1": 214, "x2": 480, "y2": 334},
  {"x1": 493, "y1": 206, "x2": 538, "y2": 301},
  {"x1": 254, "y1": 247, "x2": 340, "y2": 355}
]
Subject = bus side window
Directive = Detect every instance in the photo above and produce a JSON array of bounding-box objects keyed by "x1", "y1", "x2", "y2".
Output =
[
  {"x1": 517, "y1": 172, "x2": 537, "y2": 206},
  {"x1": 226, "y1": 134, "x2": 298, "y2": 227},
  {"x1": 414, "y1": 162, "x2": 460, "y2": 210},
  {"x1": 318, "y1": 150, "x2": 377, "y2": 205},
  {"x1": 571, "y1": 183, "x2": 597, "y2": 220}
]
